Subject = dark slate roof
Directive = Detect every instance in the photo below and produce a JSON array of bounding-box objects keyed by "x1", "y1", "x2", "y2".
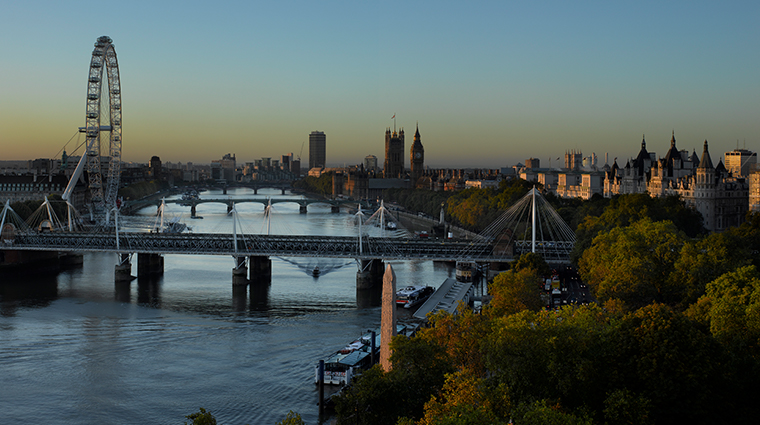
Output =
[{"x1": 698, "y1": 140, "x2": 714, "y2": 169}]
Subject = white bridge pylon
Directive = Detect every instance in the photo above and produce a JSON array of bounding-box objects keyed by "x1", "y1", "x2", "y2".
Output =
[{"x1": 462, "y1": 187, "x2": 576, "y2": 261}]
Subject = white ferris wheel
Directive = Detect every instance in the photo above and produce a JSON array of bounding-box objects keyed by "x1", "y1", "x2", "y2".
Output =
[{"x1": 63, "y1": 35, "x2": 122, "y2": 219}]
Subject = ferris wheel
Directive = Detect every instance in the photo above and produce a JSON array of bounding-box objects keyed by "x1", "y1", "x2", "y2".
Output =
[{"x1": 63, "y1": 35, "x2": 122, "y2": 217}]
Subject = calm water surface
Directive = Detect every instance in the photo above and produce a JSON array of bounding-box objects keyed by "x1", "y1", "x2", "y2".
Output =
[{"x1": 0, "y1": 189, "x2": 456, "y2": 424}]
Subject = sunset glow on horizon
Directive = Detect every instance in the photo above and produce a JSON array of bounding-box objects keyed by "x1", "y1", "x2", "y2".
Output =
[{"x1": 1, "y1": 1, "x2": 758, "y2": 168}]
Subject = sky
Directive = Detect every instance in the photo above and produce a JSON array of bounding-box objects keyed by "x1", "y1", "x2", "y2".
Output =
[{"x1": 1, "y1": 1, "x2": 759, "y2": 169}]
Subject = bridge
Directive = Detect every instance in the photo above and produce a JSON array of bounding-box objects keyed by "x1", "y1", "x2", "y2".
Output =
[
  {"x1": 121, "y1": 196, "x2": 370, "y2": 216},
  {"x1": 5, "y1": 232, "x2": 493, "y2": 261},
  {"x1": 2, "y1": 188, "x2": 575, "y2": 289}
]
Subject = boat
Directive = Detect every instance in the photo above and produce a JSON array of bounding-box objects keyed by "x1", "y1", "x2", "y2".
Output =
[
  {"x1": 316, "y1": 331, "x2": 379, "y2": 385},
  {"x1": 315, "y1": 325, "x2": 414, "y2": 386},
  {"x1": 312, "y1": 266, "x2": 320, "y2": 277},
  {"x1": 181, "y1": 190, "x2": 200, "y2": 201},
  {"x1": 395, "y1": 285, "x2": 435, "y2": 309}
]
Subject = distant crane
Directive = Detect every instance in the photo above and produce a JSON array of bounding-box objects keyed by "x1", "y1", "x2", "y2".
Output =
[{"x1": 297, "y1": 141, "x2": 304, "y2": 161}]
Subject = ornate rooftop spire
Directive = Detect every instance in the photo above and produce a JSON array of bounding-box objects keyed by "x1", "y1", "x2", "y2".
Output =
[{"x1": 698, "y1": 140, "x2": 714, "y2": 170}]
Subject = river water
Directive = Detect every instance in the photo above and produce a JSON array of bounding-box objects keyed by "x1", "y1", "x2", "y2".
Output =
[{"x1": 0, "y1": 188, "x2": 458, "y2": 425}]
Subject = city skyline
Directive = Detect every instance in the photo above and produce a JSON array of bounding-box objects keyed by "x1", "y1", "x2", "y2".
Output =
[{"x1": 1, "y1": 1, "x2": 759, "y2": 168}]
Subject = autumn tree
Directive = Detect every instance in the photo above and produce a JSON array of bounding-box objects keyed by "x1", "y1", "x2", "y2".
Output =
[
  {"x1": 511, "y1": 252, "x2": 551, "y2": 276},
  {"x1": 487, "y1": 267, "x2": 545, "y2": 317},
  {"x1": 417, "y1": 370, "x2": 510, "y2": 425}
]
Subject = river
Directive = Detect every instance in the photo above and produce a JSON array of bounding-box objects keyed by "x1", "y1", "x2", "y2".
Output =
[{"x1": 0, "y1": 188, "x2": 460, "y2": 425}]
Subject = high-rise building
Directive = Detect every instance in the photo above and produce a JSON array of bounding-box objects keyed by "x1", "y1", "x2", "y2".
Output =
[
  {"x1": 410, "y1": 124, "x2": 424, "y2": 183},
  {"x1": 725, "y1": 148, "x2": 756, "y2": 178},
  {"x1": 384, "y1": 128, "x2": 404, "y2": 178},
  {"x1": 149, "y1": 156, "x2": 162, "y2": 179},
  {"x1": 309, "y1": 131, "x2": 326, "y2": 170},
  {"x1": 364, "y1": 155, "x2": 378, "y2": 171},
  {"x1": 565, "y1": 150, "x2": 582, "y2": 171}
]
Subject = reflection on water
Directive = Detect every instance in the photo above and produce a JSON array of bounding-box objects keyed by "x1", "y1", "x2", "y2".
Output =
[{"x1": 0, "y1": 188, "x2": 462, "y2": 424}]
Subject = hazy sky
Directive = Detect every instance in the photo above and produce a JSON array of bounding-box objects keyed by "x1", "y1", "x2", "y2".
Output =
[{"x1": 1, "y1": 1, "x2": 758, "y2": 169}]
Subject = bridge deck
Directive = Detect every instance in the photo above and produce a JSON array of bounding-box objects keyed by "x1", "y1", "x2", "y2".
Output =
[{"x1": 4, "y1": 232, "x2": 505, "y2": 261}]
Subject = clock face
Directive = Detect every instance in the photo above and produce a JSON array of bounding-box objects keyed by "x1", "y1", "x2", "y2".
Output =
[{"x1": 415, "y1": 152, "x2": 422, "y2": 159}]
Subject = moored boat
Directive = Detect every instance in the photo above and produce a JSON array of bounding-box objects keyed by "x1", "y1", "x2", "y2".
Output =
[
  {"x1": 315, "y1": 325, "x2": 414, "y2": 386},
  {"x1": 395, "y1": 285, "x2": 435, "y2": 309}
]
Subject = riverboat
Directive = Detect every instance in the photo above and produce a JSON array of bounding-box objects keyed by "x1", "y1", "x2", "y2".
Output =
[
  {"x1": 316, "y1": 330, "x2": 379, "y2": 385},
  {"x1": 395, "y1": 285, "x2": 435, "y2": 309},
  {"x1": 315, "y1": 325, "x2": 415, "y2": 386},
  {"x1": 181, "y1": 190, "x2": 200, "y2": 201}
]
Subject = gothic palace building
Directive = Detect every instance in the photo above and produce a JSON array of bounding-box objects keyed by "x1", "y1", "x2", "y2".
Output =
[{"x1": 604, "y1": 132, "x2": 749, "y2": 232}]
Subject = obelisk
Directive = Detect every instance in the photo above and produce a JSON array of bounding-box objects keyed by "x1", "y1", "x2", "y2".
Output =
[{"x1": 380, "y1": 264, "x2": 397, "y2": 372}]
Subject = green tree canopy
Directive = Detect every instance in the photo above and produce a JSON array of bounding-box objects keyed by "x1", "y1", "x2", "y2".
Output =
[
  {"x1": 571, "y1": 194, "x2": 704, "y2": 262},
  {"x1": 578, "y1": 218, "x2": 687, "y2": 310}
]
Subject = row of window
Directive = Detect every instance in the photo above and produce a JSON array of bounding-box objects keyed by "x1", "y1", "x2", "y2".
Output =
[{"x1": 0, "y1": 184, "x2": 62, "y2": 191}]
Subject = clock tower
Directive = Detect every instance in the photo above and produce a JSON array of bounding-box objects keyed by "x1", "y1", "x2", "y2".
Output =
[{"x1": 410, "y1": 123, "x2": 424, "y2": 184}]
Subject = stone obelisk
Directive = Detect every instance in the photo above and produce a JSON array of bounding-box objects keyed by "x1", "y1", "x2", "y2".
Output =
[{"x1": 380, "y1": 264, "x2": 397, "y2": 372}]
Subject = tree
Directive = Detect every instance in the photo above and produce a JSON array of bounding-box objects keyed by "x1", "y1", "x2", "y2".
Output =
[
  {"x1": 686, "y1": 265, "x2": 760, "y2": 357},
  {"x1": 578, "y1": 218, "x2": 687, "y2": 310},
  {"x1": 184, "y1": 407, "x2": 216, "y2": 425},
  {"x1": 571, "y1": 194, "x2": 704, "y2": 263},
  {"x1": 512, "y1": 400, "x2": 592, "y2": 425},
  {"x1": 601, "y1": 389, "x2": 652, "y2": 425},
  {"x1": 669, "y1": 229, "x2": 752, "y2": 308},
  {"x1": 275, "y1": 410, "x2": 305, "y2": 425},
  {"x1": 292, "y1": 172, "x2": 333, "y2": 196},
  {"x1": 334, "y1": 366, "x2": 401, "y2": 425},
  {"x1": 419, "y1": 307, "x2": 489, "y2": 374},
  {"x1": 417, "y1": 370, "x2": 509, "y2": 425},
  {"x1": 511, "y1": 252, "x2": 550, "y2": 277},
  {"x1": 684, "y1": 266, "x2": 760, "y2": 423},
  {"x1": 487, "y1": 268, "x2": 545, "y2": 317},
  {"x1": 608, "y1": 304, "x2": 729, "y2": 424},
  {"x1": 485, "y1": 306, "x2": 612, "y2": 418}
]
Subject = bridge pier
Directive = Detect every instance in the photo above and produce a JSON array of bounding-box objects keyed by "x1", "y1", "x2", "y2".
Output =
[
  {"x1": 114, "y1": 253, "x2": 132, "y2": 281},
  {"x1": 137, "y1": 253, "x2": 164, "y2": 277},
  {"x1": 227, "y1": 203, "x2": 233, "y2": 214},
  {"x1": 190, "y1": 203, "x2": 197, "y2": 217},
  {"x1": 356, "y1": 259, "x2": 384, "y2": 289},
  {"x1": 299, "y1": 205, "x2": 307, "y2": 214},
  {"x1": 249, "y1": 255, "x2": 272, "y2": 284},
  {"x1": 253, "y1": 188, "x2": 258, "y2": 195},
  {"x1": 232, "y1": 256, "x2": 248, "y2": 287},
  {"x1": 281, "y1": 188, "x2": 286, "y2": 195},
  {"x1": 331, "y1": 205, "x2": 340, "y2": 213},
  {"x1": 223, "y1": 186, "x2": 227, "y2": 195}
]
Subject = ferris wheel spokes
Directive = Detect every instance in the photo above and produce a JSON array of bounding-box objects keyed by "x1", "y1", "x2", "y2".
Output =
[{"x1": 62, "y1": 35, "x2": 122, "y2": 222}]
